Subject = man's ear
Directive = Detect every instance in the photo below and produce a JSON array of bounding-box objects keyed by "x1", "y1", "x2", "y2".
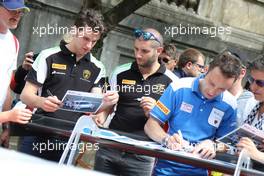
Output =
[
  {"x1": 157, "y1": 47, "x2": 163, "y2": 55},
  {"x1": 185, "y1": 61, "x2": 193, "y2": 69},
  {"x1": 240, "y1": 68, "x2": 246, "y2": 77}
]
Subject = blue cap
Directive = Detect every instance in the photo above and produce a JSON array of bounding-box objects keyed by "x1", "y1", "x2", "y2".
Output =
[{"x1": 1, "y1": 0, "x2": 30, "y2": 12}]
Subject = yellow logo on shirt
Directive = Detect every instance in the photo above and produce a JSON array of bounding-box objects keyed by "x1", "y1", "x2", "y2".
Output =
[
  {"x1": 122, "y1": 79, "x2": 136, "y2": 85},
  {"x1": 83, "y1": 70, "x2": 91, "y2": 80},
  {"x1": 156, "y1": 100, "x2": 170, "y2": 115},
  {"x1": 52, "y1": 63, "x2": 67, "y2": 70}
]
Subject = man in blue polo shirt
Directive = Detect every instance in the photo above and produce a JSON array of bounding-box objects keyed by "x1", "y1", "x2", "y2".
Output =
[{"x1": 144, "y1": 51, "x2": 242, "y2": 176}]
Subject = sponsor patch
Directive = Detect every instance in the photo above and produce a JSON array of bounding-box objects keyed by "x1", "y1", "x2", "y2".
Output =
[
  {"x1": 52, "y1": 63, "x2": 67, "y2": 70},
  {"x1": 180, "y1": 102, "x2": 193, "y2": 113},
  {"x1": 122, "y1": 79, "x2": 136, "y2": 85},
  {"x1": 208, "y1": 108, "x2": 224, "y2": 128},
  {"x1": 156, "y1": 101, "x2": 170, "y2": 115},
  {"x1": 52, "y1": 70, "x2": 65, "y2": 75},
  {"x1": 83, "y1": 70, "x2": 91, "y2": 80}
]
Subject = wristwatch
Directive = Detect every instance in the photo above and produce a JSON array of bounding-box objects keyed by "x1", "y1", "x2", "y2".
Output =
[{"x1": 161, "y1": 135, "x2": 170, "y2": 147}]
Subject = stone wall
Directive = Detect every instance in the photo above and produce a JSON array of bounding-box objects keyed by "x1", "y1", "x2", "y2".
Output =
[
  {"x1": 13, "y1": 0, "x2": 82, "y2": 64},
  {"x1": 100, "y1": 0, "x2": 264, "y2": 75}
]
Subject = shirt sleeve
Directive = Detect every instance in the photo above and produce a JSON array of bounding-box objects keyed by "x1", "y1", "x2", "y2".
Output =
[
  {"x1": 26, "y1": 50, "x2": 48, "y2": 86},
  {"x1": 150, "y1": 83, "x2": 176, "y2": 124}
]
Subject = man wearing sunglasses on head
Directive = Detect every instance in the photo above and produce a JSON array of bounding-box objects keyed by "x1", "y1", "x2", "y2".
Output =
[
  {"x1": 174, "y1": 48, "x2": 205, "y2": 78},
  {"x1": 93, "y1": 28, "x2": 178, "y2": 176}
]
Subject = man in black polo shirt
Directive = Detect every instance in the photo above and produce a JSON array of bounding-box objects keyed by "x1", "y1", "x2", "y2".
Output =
[
  {"x1": 94, "y1": 28, "x2": 178, "y2": 176},
  {"x1": 19, "y1": 9, "x2": 118, "y2": 161}
]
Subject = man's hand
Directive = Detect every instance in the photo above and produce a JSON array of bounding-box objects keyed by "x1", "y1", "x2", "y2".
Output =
[
  {"x1": 140, "y1": 97, "x2": 156, "y2": 118},
  {"x1": 92, "y1": 114, "x2": 106, "y2": 127},
  {"x1": 193, "y1": 140, "x2": 216, "y2": 159},
  {"x1": 165, "y1": 133, "x2": 189, "y2": 151},
  {"x1": 22, "y1": 52, "x2": 34, "y2": 70},
  {"x1": 41, "y1": 96, "x2": 62, "y2": 112},
  {"x1": 101, "y1": 91, "x2": 119, "y2": 109}
]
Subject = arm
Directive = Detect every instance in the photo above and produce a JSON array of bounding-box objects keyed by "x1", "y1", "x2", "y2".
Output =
[
  {"x1": 20, "y1": 82, "x2": 61, "y2": 112},
  {"x1": 91, "y1": 87, "x2": 118, "y2": 126},
  {"x1": 2, "y1": 88, "x2": 13, "y2": 111},
  {"x1": 145, "y1": 117, "x2": 167, "y2": 144},
  {"x1": 144, "y1": 117, "x2": 185, "y2": 150}
]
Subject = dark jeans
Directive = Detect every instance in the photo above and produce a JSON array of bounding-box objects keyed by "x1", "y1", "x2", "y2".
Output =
[
  {"x1": 94, "y1": 147, "x2": 155, "y2": 176},
  {"x1": 18, "y1": 136, "x2": 67, "y2": 162}
]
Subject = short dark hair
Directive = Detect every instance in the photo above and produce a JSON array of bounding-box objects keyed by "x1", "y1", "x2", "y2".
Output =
[
  {"x1": 249, "y1": 55, "x2": 264, "y2": 72},
  {"x1": 208, "y1": 51, "x2": 242, "y2": 80},
  {"x1": 177, "y1": 48, "x2": 204, "y2": 69},
  {"x1": 162, "y1": 43, "x2": 177, "y2": 60},
  {"x1": 74, "y1": 8, "x2": 106, "y2": 34}
]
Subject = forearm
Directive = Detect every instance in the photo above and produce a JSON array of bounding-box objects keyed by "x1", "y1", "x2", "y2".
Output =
[
  {"x1": 20, "y1": 82, "x2": 43, "y2": 109},
  {"x1": 144, "y1": 117, "x2": 167, "y2": 144},
  {"x1": 0, "y1": 111, "x2": 11, "y2": 123},
  {"x1": 2, "y1": 88, "x2": 13, "y2": 111},
  {"x1": 20, "y1": 92, "x2": 44, "y2": 109},
  {"x1": 251, "y1": 150, "x2": 264, "y2": 164}
]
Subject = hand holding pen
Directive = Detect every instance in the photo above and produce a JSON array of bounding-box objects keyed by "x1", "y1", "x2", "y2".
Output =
[
  {"x1": 42, "y1": 89, "x2": 62, "y2": 112},
  {"x1": 136, "y1": 96, "x2": 156, "y2": 118},
  {"x1": 165, "y1": 130, "x2": 192, "y2": 152}
]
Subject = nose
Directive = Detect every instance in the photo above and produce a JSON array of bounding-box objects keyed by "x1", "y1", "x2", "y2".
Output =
[
  {"x1": 135, "y1": 51, "x2": 142, "y2": 59},
  {"x1": 85, "y1": 41, "x2": 92, "y2": 50}
]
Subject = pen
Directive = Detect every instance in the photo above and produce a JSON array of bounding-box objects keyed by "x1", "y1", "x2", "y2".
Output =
[
  {"x1": 47, "y1": 89, "x2": 54, "y2": 96},
  {"x1": 134, "y1": 98, "x2": 142, "y2": 102},
  {"x1": 178, "y1": 130, "x2": 183, "y2": 146}
]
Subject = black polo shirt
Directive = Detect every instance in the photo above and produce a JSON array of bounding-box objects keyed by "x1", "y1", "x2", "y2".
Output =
[
  {"x1": 109, "y1": 62, "x2": 178, "y2": 133},
  {"x1": 26, "y1": 41, "x2": 106, "y2": 122}
]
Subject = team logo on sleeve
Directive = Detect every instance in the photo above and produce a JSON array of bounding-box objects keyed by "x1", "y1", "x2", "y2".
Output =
[
  {"x1": 52, "y1": 63, "x2": 67, "y2": 70},
  {"x1": 180, "y1": 102, "x2": 193, "y2": 113},
  {"x1": 83, "y1": 70, "x2": 91, "y2": 80},
  {"x1": 122, "y1": 79, "x2": 136, "y2": 85},
  {"x1": 157, "y1": 101, "x2": 170, "y2": 115}
]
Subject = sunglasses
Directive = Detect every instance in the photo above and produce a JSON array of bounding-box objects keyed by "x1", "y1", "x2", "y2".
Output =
[
  {"x1": 159, "y1": 57, "x2": 171, "y2": 64},
  {"x1": 134, "y1": 29, "x2": 161, "y2": 46},
  {"x1": 248, "y1": 75, "x2": 264, "y2": 87},
  {"x1": 3, "y1": 6, "x2": 25, "y2": 16},
  {"x1": 194, "y1": 63, "x2": 205, "y2": 70}
]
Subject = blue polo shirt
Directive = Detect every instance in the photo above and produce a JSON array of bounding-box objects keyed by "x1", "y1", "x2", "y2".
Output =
[{"x1": 150, "y1": 76, "x2": 237, "y2": 176}]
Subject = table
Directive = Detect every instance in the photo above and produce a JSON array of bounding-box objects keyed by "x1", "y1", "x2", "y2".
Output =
[{"x1": 23, "y1": 114, "x2": 264, "y2": 176}]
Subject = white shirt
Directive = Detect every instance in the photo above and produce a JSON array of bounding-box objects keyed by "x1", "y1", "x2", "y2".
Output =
[{"x1": 0, "y1": 30, "x2": 18, "y2": 111}]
